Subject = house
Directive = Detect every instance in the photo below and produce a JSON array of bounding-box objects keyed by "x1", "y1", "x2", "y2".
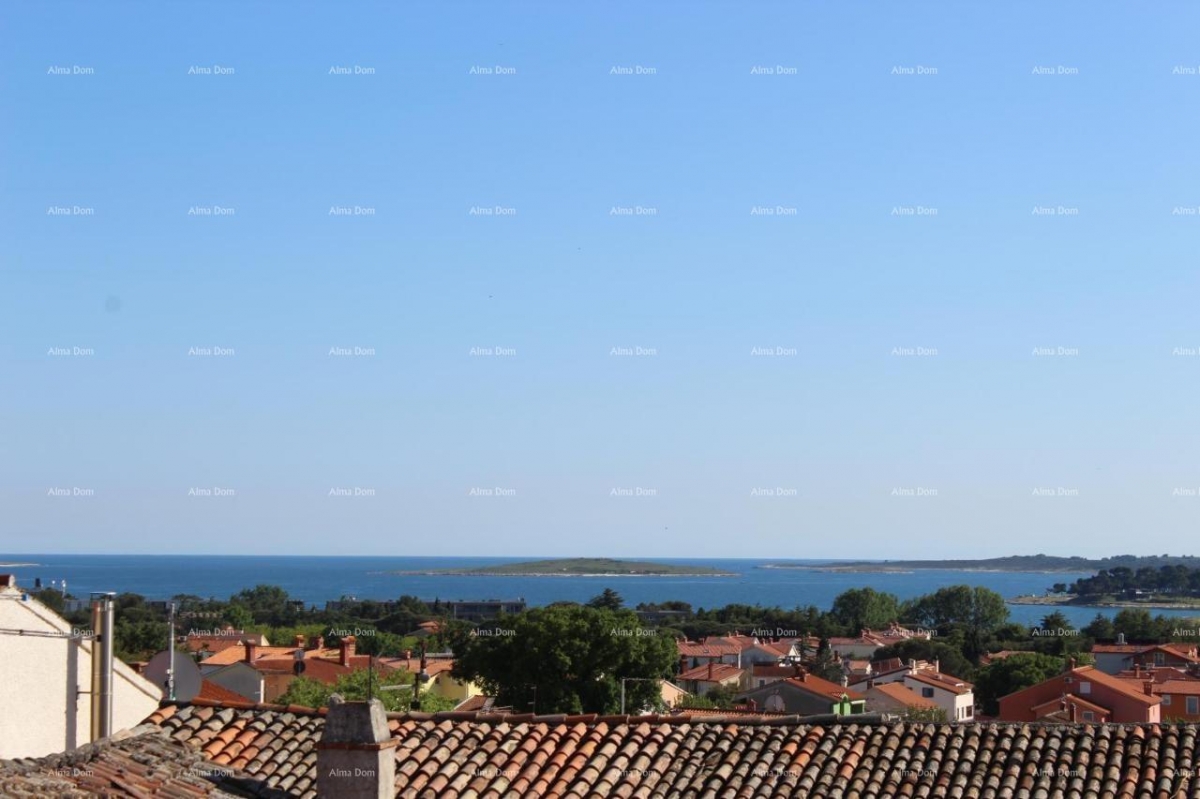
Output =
[
  {"x1": 677, "y1": 638, "x2": 743, "y2": 670},
  {"x1": 380, "y1": 653, "x2": 480, "y2": 704},
  {"x1": 829, "y1": 624, "x2": 932, "y2": 659},
  {"x1": 1152, "y1": 680, "x2": 1200, "y2": 720},
  {"x1": 997, "y1": 664, "x2": 1161, "y2": 723},
  {"x1": 750, "y1": 662, "x2": 807, "y2": 689},
  {"x1": 1091, "y1": 638, "x2": 1200, "y2": 675},
  {"x1": 198, "y1": 634, "x2": 391, "y2": 702},
  {"x1": 678, "y1": 662, "x2": 747, "y2": 695},
  {"x1": 200, "y1": 661, "x2": 265, "y2": 703},
  {"x1": 864, "y1": 682, "x2": 940, "y2": 716},
  {"x1": 183, "y1": 628, "x2": 268, "y2": 659},
  {"x1": 850, "y1": 659, "x2": 975, "y2": 721},
  {"x1": 0, "y1": 576, "x2": 161, "y2": 758},
  {"x1": 904, "y1": 670, "x2": 975, "y2": 721},
  {"x1": 659, "y1": 679, "x2": 689, "y2": 708},
  {"x1": 737, "y1": 673, "x2": 867, "y2": 716}
]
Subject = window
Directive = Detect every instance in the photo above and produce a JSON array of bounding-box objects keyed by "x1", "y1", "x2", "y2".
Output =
[
  {"x1": 1155, "y1": 652, "x2": 1166, "y2": 666},
  {"x1": 1079, "y1": 681, "x2": 1091, "y2": 695},
  {"x1": 965, "y1": 707, "x2": 973, "y2": 718},
  {"x1": 1082, "y1": 711, "x2": 1094, "y2": 722},
  {"x1": 1162, "y1": 695, "x2": 1172, "y2": 706},
  {"x1": 921, "y1": 687, "x2": 934, "y2": 698},
  {"x1": 1187, "y1": 696, "x2": 1199, "y2": 715}
]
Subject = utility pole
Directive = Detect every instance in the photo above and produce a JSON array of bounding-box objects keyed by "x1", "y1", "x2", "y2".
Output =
[{"x1": 167, "y1": 602, "x2": 177, "y2": 702}]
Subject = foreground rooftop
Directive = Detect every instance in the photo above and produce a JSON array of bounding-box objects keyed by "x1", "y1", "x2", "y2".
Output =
[{"x1": 135, "y1": 698, "x2": 1200, "y2": 798}]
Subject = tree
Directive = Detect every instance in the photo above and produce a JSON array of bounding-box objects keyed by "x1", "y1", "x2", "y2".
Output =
[
  {"x1": 872, "y1": 639, "x2": 974, "y2": 681},
  {"x1": 974, "y1": 653, "x2": 1063, "y2": 715},
  {"x1": 450, "y1": 604, "x2": 676, "y2": 714},
  {"x1": 810, "y1": 637, "x2": 844, "y2": 682},
  {"x1": 902, "y1": 586, "x2": 1009, "y2": 660},
  {"x1": 587, "y1": 589, "x2": 625, "y2": 612},
  {"x1": 830, "y1": 588, "x2": 901, "y2": 633}
]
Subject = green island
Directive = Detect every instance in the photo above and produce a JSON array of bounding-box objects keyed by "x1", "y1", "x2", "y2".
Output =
[
  {"x1": 1008, "y1": 561, "x2": 1200, "y2": 609},
  {"x1": 398, "y1": 558, "x2": 737, "y2": 577},
  {"x1": 761, "y1": 554, "x2": 1200, "y2": 574}
]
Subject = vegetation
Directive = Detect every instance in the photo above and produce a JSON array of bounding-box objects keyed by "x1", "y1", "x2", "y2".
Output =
[
  {"x1": 974, "y1": 653, "x2": 1065, "y2": 715},
  {"x1": 449, "y1": 603, "x2": 677, "y2": 714},
  {"x1": 277, "y1": 668, "x2": 457, "y2": 713},
  {"x1": 1067, "y1": 564, "x2": 1200, "y2": 600},
  {"x1": 768, "y1": 554, "x2": 1200, "y2": 573},
  {"x1": 413, "y1": 558, "x2": 735, "y2": 576}
]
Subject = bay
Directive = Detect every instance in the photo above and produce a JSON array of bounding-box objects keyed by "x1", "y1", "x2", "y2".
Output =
[{"x1": 3, "y1": 554, "x2": 1198, "y2": 629}]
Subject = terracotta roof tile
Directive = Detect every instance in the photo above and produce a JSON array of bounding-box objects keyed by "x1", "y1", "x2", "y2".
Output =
[
  {"x1": 143, "y1": 698, "x2": 1200, "y2": 798},
  {"x1": 0, "y1": 726, "x2": 264, "y2": 797}
]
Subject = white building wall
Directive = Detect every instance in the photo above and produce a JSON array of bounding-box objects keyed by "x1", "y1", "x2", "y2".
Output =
[{"x1": 0, "y1": 587, "x2": 161, "y2": 758}]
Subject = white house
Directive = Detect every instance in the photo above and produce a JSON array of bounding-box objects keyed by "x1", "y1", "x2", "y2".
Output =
[
  {"x1": 0, "y1": 576, "x2": 161, "y2": 758},
  {"x1": 850, "y1": 659, "x2": 975, "y2": 721}
]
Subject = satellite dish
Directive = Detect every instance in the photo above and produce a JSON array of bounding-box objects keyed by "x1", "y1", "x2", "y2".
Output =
[{"x1": 144, "y1": 650, "x2": 202, "y2": 702}]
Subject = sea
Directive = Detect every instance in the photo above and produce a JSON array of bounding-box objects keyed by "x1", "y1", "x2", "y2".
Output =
[{"x1": 2, "y1": 555, "x2": 1198, "y2": 630}]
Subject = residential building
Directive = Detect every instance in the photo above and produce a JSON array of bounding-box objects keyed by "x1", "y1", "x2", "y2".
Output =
[
  {"x1": 438, "y1": 599, "x2": 526, "y2": 622},
  {"x1": 380, "y1": 653, "x2": 481, "y2": 704},
  {"x1": 750, "y1": 662, "x2": 807, "y2": 689},
  {"x1": 0, "y1": 575, "x2": 161, "y2": 758},
  {"x1": 737, "y1": 673, "x2": 867, "y2": 715},
  {"x1": 183, "y1": 628, "x2": 268, "y2": 659},
  {"x1": 677, "y1": 638, "x2": 743, "y2": 670},
  {"x1": 997, "y1": 664, "x2": 1161, "y2": 723},
  {"x1": 864, "y1": 682, "x2": 941, "y2": 716},
  {"x1": 828, "y1": 624, "x2": 932, "y2": 659},
  {"x1": 678, "y1": 662, "x2": 747, "y2": 695},
  {"x1": 200, "y1": 661, "x2": 265, "y2": 703},
  {"x1": 659, "y1": 679, "x2": 689, "y2": 708},
  {"x1": 850, "y1": 659, "x2": 974, "y2": 721},
  {"x1": 1091, "y1": 638, "x2": 1200, "y2": 675}
]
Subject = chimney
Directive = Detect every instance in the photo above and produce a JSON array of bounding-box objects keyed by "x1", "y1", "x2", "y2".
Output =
[
  {"x1": 340, "y1": 635, "x2": 356, "y2": 667},
  {"x1": 89, "y1": 594, "x2": 115, "y2": 742},
  {"x1": 1134, "y1": 664, "x2": 1141, "y2": 678},
  {"x1": 793, "y1": 663, "x2": 802, "y2": 677},
  {"x1": 0, "y1": 575, "x2": 15, "y2": 588},
  {"x1": 243, "y1": 639, "x2": 258, "y2": 663},
  {"x1": 317, "y1": 697, "x2": 396, "y2": 799},
  {"x1": 1067, "y1": 657, "x2": 1076, "y2": 672},
  {"x1": 295, "y1": 634, "x2": 306, "y2": 648},
  {"x1": 933, "y1": 659, "x2": 940, "y2": 674},
  {"x1": 908, "y1": 659, "x2": 917, "y2": 672},
  {"x1": 314, "y1": 636, "x2": 325, "y2": 650},
  {"x1": 1117, "y1": 632, "x2": 1127, "y2": 645},
  {"x1": 707, "y1": 661, "x2": 714, "y2": 681},
  {"x1": 867, "y1": 678, "x2": 875, "y2": 690},
  {"x1": 1144, "y1": 680, "x2": 1155, "y2": 697}
]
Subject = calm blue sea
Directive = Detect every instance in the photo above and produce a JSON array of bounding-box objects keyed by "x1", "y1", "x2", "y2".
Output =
[{"x1": 2, "y1": 555, "x2": 1197, "y2": 629}]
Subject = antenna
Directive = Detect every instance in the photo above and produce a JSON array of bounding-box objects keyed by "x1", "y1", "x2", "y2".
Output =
[{"x1": 167, "y1": 602, "x2": 177, "y2": 702}]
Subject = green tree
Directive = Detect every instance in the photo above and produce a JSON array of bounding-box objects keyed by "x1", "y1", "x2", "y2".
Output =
[
  {"x1": 872, "y1": 639, "x2": 974, "y2": 681},
  {"x1": 903, "y1": 585, "x2": 1009, "y2": 660},
  {"x1": 974, "y1": 653, "x2": 1063, "y2": 715},
  {"x1": 450, "y1": 604, "x2": 675, "y2": 714},
  {"x1": 829, "y1": 588, "x2": 901, "y2": 633},
  {"x1": 1082, "y1": 614, "x2": 1115, "y2": 640},
  {"x1": 901, "y1": 706, "x2": 947, "y2": 722},
  {"x1": 587, "y1": 588, "x2": 625, "y2": 612}
]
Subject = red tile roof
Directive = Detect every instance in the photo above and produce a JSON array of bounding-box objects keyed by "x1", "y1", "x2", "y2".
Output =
[
  {"x1": 907, "y1": 670, "x2": 973, "y2": 696},
  {"x1": 869, "y1": 682, "x2": 938, "y2": 709},
  {"x1": 143, "y1": 699, "x2": 1200, "y2": 798},
  {"x1": 782, "y1": 675, "x2": 866, "y2": 702},
  {"x1": 678, "y1": 663, "x2": 744, "y2": 683},
  {"x1": 0, "y1": 725, "x2": 256, "y2": 797},
  {"x1": 677, "y1": 639, "x2": 741, "y2": 658},
  {"x1": 197, "y1": 679, "x2": 248, "y2": 704}
]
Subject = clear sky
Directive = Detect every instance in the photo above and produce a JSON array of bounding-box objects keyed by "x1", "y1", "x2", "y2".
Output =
[{"x1": 3, "y1": 1, "x2": 1199, "y2": 558}]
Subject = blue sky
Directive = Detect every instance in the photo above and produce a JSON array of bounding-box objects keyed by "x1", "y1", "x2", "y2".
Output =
[{"x1": 3, "y1": 1, "x2": 1199, "y2": 557}]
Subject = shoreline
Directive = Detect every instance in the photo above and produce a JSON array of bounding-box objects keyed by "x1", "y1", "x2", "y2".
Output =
[
  {"x1": 1009, "y1": 594, "x2": 1200, "y2": 611},
  {"x1": 393, "y1": 571, "x2": 739, "y2": 578}
]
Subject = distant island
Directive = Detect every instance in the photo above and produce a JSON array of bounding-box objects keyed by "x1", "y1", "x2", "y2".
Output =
[
  {"x1": 760, "y1": 554, "x2": 1200, "y2": 574},
  {"x1": 398, "y1": 558, "x2": 738, "y2": 577}
]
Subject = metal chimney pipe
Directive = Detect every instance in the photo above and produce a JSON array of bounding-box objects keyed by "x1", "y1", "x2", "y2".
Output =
[{"x1": 90, "y1": 593, "x2": 115, "y2": 741}]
